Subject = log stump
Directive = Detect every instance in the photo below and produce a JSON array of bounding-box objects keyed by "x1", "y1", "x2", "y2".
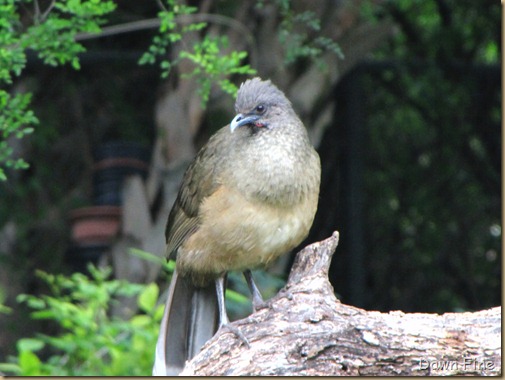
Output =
[{"x1": 181, "y1": 232, "x2": 501, "y2": 376}]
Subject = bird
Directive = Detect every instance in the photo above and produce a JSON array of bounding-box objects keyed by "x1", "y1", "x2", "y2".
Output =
[{"x1": 152, "y1": 77, "x2": 321, "y2": 376}]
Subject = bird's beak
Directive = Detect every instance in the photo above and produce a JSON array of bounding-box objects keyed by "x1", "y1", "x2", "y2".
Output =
[{"x1": 230, "y1": 113, "x2": 261, "y2": 132}]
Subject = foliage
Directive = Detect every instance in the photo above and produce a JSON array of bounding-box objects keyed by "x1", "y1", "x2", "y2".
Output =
[
  {"x1": 139, "y1": 0, "x2": 256, "y2": 105},
  {"x1": 0, "y1": 265, "x2": 163, "y2": 376},
  {"x1": 0, "y1": 247, "x2": 283, "y2": 376},
  {"x1": 359, "y1": 0, "x2": 501, "y2": 312},
  {"x1": 0, "y1": 92, "x2": 36, "y2": 180},
  {"x1": 0, "y1": 286, "x2": 12, "y2": 315},
  {"x1": 277, "y1": 4, "x2": 343, "y2": 66},
  {"x1": 256, "y1": 0, "x2": 343, "y2": 67},
  {"x1": 0, "y1": 0, "x2": 116, "y2": 180},
  {"x1": 140, "y1": 0, "x2": 344, "y2": 104},
  {"x1": 178, "y1": 36, "x2": 256, "y2": 104},
  {"x1": 138, "y1": 0, "x2": 204, "y2": 68},
  {"x1": 1, "y1": 0, "x2": 342, "y2": 177}
]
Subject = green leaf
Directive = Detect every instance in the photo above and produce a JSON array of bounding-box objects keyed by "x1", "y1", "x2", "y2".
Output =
[
  {"x1": 31, "y1": 310, "x2": 55, "y2": 320},
  {"x1": 137, "y1": 283, "x2": 159, "y2": 312},
  {"x1": 23, "y1": 297, "x2": 46, "y2": 310},
  {"x1": 0, "y1": 303, "x2": 12, "y2": 314},
  {"x1": 0, "y1": 363, "x2": 21, "y2": 375},
  {"x1": 154, "y1": 304, "x2": 165, "y2": 321},
  {"x1": 225, "y1": 288, "x2": 249, "y2": 305},
  {"x1": 18, "y1": 350, "x2": 42, "y2": 376},
  {"x1": 130, "y1": 314, "x2": 151, "y2": 327},
  {"x1": 17, "y1": 338, "x2": 45, "y2": 353},
  {"x1": 128, "y1": 247, "x2": 165, "y2": 266}
]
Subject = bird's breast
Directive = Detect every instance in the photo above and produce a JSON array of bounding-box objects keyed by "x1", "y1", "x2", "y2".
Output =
[
  {"x1": 176, "y1": 184, "x2": 319, "y2": 285},
  {"x1": 230, "y1": 137, "x2": 318, "y2": 207}
]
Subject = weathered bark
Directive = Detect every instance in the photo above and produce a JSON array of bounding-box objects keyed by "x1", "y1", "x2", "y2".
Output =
[{"x1": 180, "y1": 232, "x2": 501, "y2": 376}]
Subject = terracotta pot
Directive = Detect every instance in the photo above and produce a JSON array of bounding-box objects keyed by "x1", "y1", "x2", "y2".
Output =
[{"x1": 69, "y1": 206, "x2": 121, "y2": 245}]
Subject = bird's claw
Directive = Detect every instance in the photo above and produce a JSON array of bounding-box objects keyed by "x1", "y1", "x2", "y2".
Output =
[
  {"x1": 252, "y1": 299, "x2": 269, "y2": 312},
  {"x1": 220, "y1": 323, "x2": 250, "y2": 348}
]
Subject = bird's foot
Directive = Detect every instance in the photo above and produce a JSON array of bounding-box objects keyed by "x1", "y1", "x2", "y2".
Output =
[
  {"x1": 219, "y1": 323, "x2": 250, "y2": 348},
  {"x1": 252, "y1": 298, "x2": 269, "y2": 312},
  {"x1": 244, "y1": 270, "x2": 268, "y2": 313}
]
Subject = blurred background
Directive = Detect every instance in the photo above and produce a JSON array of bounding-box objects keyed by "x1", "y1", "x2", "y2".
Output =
[{"x1": 0, "y1": 0, "x2": 501, "y2": 372}]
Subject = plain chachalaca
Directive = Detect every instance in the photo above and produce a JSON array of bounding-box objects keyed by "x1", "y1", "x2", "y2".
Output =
[{"x1": 152, "y1": 77, "x2": 321, "y2": 375}]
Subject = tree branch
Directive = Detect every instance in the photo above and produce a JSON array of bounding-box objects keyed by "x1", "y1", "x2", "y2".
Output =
[
  {"x1": 41, "y1": 0, "x2": 56, "y2": 22},
  {"x1": 180, "y1": 232, "x2": 501, "y2": 376}
]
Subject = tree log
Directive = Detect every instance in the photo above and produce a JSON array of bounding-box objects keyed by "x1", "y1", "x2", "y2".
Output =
[{"x1": 180, "y1": 232, "x2": 501, "y2": 376}]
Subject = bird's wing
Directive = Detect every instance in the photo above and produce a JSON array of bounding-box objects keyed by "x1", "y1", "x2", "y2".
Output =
[{"x1": 165, "y1": 126, "x2": 229, "y2": 258}]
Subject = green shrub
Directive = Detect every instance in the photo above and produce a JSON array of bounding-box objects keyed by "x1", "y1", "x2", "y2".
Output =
[
  {"x1": 0, "y1": 253, "x2": 284, "y2": 376},
  {"x1": 0, "y1": 265, "x2": 163, "y2": 376}
]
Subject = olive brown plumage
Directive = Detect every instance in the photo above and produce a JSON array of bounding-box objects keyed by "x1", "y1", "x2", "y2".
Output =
[{"x1": 153, "y1": 77, "x2": 321, "y2": 375}]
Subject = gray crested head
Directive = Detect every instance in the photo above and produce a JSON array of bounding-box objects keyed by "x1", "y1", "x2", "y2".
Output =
[
  {"x1": 234, "y1": 77, "x2": 292, "y2": 113},
  {"x1": 230, "y1": 77, "x2": 297, "y2": 132}
]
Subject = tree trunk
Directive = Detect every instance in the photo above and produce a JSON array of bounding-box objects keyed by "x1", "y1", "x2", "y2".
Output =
[{"x1": 180, "y1": 232, "x2": 501, "y2": 376}]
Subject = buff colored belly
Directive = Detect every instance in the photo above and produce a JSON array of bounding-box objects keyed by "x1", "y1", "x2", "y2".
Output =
[{"x1": 177, "y1": 186, "x2": 317, "y2": 283}]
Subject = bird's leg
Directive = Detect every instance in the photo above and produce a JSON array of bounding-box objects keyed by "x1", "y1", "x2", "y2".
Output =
[
  {"x1": 215, "y1": 276, "x2": 250, "y2": 348},
  {"x1": 243, "y1": 270, "x2": 267, "y2": 311}
]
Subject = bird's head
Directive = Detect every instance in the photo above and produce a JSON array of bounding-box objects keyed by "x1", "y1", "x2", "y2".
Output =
[{"x1": 230, "y1": 78, "x2": 294, "y2": 133}]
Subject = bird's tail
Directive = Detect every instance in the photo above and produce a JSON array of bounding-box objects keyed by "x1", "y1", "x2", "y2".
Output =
[{"x1": 152, "y1": 269, "x2": 219, "y2": 376}]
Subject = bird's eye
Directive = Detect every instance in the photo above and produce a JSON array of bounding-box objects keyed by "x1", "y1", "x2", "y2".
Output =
[{"x1": 255, "y1": 104, "x2": 266, "y2": 113}]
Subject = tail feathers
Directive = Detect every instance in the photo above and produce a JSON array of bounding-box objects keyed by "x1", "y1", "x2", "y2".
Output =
[
  {"x1": 153, "y1": 270, "x2": 218, "y2": 376},
  {"x1": 187, "y1": 283, "x2": 219, "y2": 358}
]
